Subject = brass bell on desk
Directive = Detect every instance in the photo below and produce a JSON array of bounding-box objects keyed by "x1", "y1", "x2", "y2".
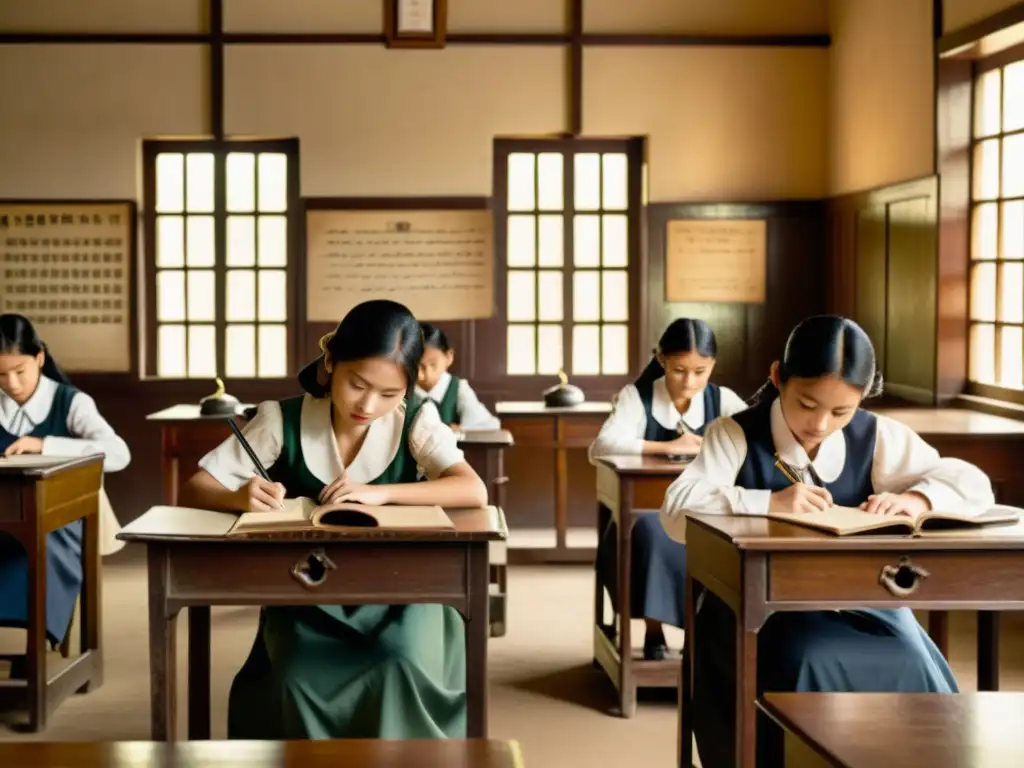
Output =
[
  {"x1": 199, "y1": 376, "x2": 241, "y2": 416},
  {"x1": 542, "y1": 369, "x2": 585, "y2": 408}
]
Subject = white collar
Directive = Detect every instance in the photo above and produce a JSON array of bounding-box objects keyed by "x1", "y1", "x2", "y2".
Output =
[
  {"x1": 769, "y1": 398, "x2": 846, "y2": 483},
  {"x1": 0, "y1": 375, "x2": 59, "y2": 432},
  {"x1": 415, "y1": 371, "x2": 452, "y2": 403},
  {"x1": 650, "y1": 377, "x2": 706, "y2": 431},
  {"x1": 299, "y1": 394, "x2": 405, "y2": 485}
]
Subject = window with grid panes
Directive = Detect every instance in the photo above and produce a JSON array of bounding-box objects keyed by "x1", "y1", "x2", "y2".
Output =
[
  {"x1": 146, "y1": 141, "x2": 294, "y2": 379},
  {"x1": 502, "y1": 145, "x2": 633, "y2": 376},
  {"x1": 969, "y1": 58, "x2": 1024, "y2": 393}
]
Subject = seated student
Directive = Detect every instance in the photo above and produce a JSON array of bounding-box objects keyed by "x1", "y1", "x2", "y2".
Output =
[
  {"x1": 416, "y1": 323, "x2": 500, "y2": 432},
  {"x1": 180, "y1": 299, "x2": 488, "y2": 740},
  {"x1": 0, "y1": 313, "x2": 130, "y2": 661},
  {"x1": 589, "y1": 318, "x2": 746, "y2": 660},
  {"x1": 660, "y1": 315, "x2": 994, "y2": 768}
]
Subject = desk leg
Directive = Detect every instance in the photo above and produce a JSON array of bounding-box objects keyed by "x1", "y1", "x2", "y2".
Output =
[
  {"x1": 554, "y1": 418, "x2": 568, "y2": 551},
  {"x1": 147, "y1": 545, "x2": 178, "y2": 740},
  {"x1": 616, "y1": 485, "x2": 636, "y2": 718},
  {"x1": 465, "y1": 543, "x2": 490, "y2": 738},
  {"x1": 977, "y1": 611, "x2": 1000, "y2": 691},
  {"x1": 79, "y1": 508, "x2": 103, "y2": 692},
  {"x1": 25, "y1": 530, "x2": 47, "y2": 731},
  {"x1": 735, "y1": 625, "x2": 758, "y2": 768},
  {"x1": 188, "y1": 606, "x2": 211, "y2": 739},
  {"x1": 678, "y1": 575, "x2": 695, "y2": 768}
]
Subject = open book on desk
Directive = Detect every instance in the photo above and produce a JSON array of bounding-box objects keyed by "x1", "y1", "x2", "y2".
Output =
[
  {"x1": 227, "y1": 498, "x2": 455, "y2": 537},
  {"x1": 767, "y1": 504, "x2": 1021, "y2": 536}
]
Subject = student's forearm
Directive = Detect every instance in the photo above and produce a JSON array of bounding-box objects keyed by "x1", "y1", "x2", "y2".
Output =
[
  {"x1": 181, "y1": 472, "x2": 246, "y2": 513},
  {"x1": 382, "y1": 475, "x2": 488, "y2": 508},
  {"x1": 641, "y1": 440, "x2": 672, "y2": 456}
]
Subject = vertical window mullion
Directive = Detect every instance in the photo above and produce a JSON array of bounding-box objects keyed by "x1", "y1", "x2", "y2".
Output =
[
  {"x1": 563, "y1": 151, "x2": 575, "y2": 376},
  {"x1": 214, "y1": 148, "x2": 227, "y2": 380}
]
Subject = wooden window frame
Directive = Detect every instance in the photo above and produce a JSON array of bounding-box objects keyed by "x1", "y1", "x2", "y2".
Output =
[
  {"x1": 141, "y1": 138, "x2": 302, "y2": 381},
  {"x1": 492, "y1": 137, "x2": 644, "y2": 388},
  {"x1": 966, "y1": 45, "x2": 1024, "y2": 405}
]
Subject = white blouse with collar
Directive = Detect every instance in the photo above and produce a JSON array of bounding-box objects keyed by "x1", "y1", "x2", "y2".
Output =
[
  {"x1": 589, "y1": 377, "x2": 747, "y2": 460},
  {"x1": 199, "y1": 394, "x2": 467, "y2": 492},
  {"x1": 0, "y1": 375, "x2": 131, "y2": 472},
  {"x1": 414, "y1": 371, "x2": 500, "y2": 431},
  {"x1": 660, "y1": 398, "x2": 996, "y2": 542}
]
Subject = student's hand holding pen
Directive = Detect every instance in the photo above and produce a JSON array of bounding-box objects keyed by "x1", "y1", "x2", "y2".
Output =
[
  {"x1": 242, "y1": 475, "x2": 286, "y2": 512},
  {"x1": 768, "y1": 483, "x2": 834, "y2": 515}
]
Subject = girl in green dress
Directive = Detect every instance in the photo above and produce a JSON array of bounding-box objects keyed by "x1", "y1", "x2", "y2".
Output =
[{"x1": 180, "y1": 299, "x2": 488, "y2": 740}]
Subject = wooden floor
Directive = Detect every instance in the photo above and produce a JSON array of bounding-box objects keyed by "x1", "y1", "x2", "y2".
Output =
[{"x1": 1, "y1": 547, "x2": 1022, "y2": 767}]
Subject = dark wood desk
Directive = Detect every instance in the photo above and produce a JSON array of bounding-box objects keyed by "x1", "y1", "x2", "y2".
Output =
[
  {"x1": 594, "y1": 455, "x2": 686, "y2": 717},
  {"x1": 678, "y1": 514, "x2": 1024, "y2": 768},
  {"x1": 145, "y1": 405, "x2": 514, "y2": 638},
  {"x1": 0, "y1": 454, "x2": 104, "y2": 731},
  {"x1": 495, "y1": 401, "x2": 612, "y2": 564},
  {"x1": 759, "y1": 692, "x2": 1024, "y2": 767},
  {"x1": 118, "y1": 504, "x2": 507, "y2": 742},
  {"x1": 0, "y1": 738, "x2": 526, "y2": 766}
]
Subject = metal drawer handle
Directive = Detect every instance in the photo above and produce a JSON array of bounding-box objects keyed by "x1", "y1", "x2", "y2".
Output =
[
  {"x1": 291, "y1": 548, "x2": 336, "y2": 589},
  {"x1": 879, "y1": 557, "x2": 930, "y2": 598}
]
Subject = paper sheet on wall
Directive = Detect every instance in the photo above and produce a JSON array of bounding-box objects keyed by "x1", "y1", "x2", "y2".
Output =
[
  {"x1": 0, "y1": 202, "x2": 132, "y2": 372},
  {"x1": 665, "y1": 218, "x2": 767, "y2": 304},
  {"x1": 305, "y1": 208, "x2": 494, "y2": 322}
]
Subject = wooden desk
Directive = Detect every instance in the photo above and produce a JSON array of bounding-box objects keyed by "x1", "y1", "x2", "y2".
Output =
[
  {"x1": 495, "y1": 401, "x2": 612, "y2": 564},
  {"x1": 145, "y1": 405, "x2": 515, "y2": 638},
  {"x1": 594, "y1": 456, "x2": 686, "y2": 717},
  {"x1": 0, "y1": 455, "x2": 104, "y2": 732},
  {"x1": 678, "y1": 514, "x2": 1024, "y2": 768},
  {"x1": 759, "y1": 692, "x2": 1024, "y2": 767},
  {"x1": 118, "y1": 504, "x2": 507, "y2": 741},
  {"x1": 0, "y1": 738, "x2": 526, "y2": 766}
]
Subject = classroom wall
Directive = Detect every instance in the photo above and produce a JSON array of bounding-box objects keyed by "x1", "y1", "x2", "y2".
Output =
[
  {"x1": 943, "y1": 0, "x2": 1023, "y2": 33},
  {"x1": 827, "y1": 0, "x2": 935, "y2": 196}
]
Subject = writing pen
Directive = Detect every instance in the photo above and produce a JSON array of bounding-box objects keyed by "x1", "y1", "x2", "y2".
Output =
[
  {"x1": 773, "y1": 453, "x2": 802, "y2": 485},
  {"x1": 227, "y1": 419, "x2": 273, "y2": 483}
]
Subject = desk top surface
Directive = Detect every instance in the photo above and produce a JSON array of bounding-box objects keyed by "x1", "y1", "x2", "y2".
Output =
[
  {"x1": 687, "y1": 510, "x2": 1024, "y2": 551},
  {"x1": 495, "y1": 400, "x2": 613, "y2": 415},
  {"x1": 760, "y1": 693, "x2": 1024, "y2": 767},
  {"x1": 118, "y1": 504, "x2": 508, "y2": 544},
  {"x1": 0, "y1": 738, "x2": 524, "y2": 767},
  {"x1": 874, "y1": 407, "x2": 1024, "y2": 436},
  {"x1": 0, "y1": 453, "x2": 103, "y2": 478},
  {"x1": 597, "y1": 455, "x2": 692, "y2": 475}
]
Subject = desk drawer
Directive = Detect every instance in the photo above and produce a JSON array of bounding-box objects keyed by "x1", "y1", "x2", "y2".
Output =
[
  {"x1": 769, "y1": 550, "x2": 1024, "y2": 604},
  {"x1": 167, "y1": 541, "x2": 470, "y2": 603}
]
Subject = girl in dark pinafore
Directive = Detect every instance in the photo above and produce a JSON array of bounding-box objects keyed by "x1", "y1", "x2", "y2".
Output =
[
  {"x1": 661, "y1": 315, "x2": 995, "y2": 767},
  {"x1": 590, "y1": 319, "x2": 747, "y2": 660}
]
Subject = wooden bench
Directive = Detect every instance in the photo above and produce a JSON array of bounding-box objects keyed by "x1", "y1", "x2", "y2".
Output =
[
  {"x1": 760, "y1": 692, "x2": 1024, "y2": 767},
  {"x1": 0, "y1": 738, "x2": 526, "y2": 767}
]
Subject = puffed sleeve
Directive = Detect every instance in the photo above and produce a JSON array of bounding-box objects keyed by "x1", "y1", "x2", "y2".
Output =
[
  {"x1": 408, "y1": 400, "x2": 467, "y2": 480},
  {"x1": 588, "y1": 384, "x2": 647, "y2": 461},
  {"x1": 197, "y1": 400, "x2": 284, "y2": 492},
  {"x1": 660, "y1": 416, "x2": 771, "y2": 541},
  {"x1": 717, "y1": 386, "x2": 750, "y2": 418},
  {"x1": 455, "y1": 379, "x2": 501, "y2": 430},
  {"x1": 871, "y1": 414, "x2": 995, "y2": 516},
  {"x1": 43, "y1": 391, "x2": 132, "y2": 472}
]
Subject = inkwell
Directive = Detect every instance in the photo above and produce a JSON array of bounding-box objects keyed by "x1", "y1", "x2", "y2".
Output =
[
  {"x1": 199, "y1": 376, "x2": 241, "y2": 416},
  {"x1": 542, "y1": 369, "x2": 585, "y2": 408}
]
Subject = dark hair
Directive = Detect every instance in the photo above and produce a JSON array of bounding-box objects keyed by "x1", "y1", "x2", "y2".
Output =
[
  {"x1": 0, "y1": 313, "x2": 71, "y2": 384},
  {"x1": 747, "y1": 315, "x2": 884, "y2": 407},
  {"x1": 297, "y1": 300, "x2": 424, "y2": 398},
  {"x1": 420, "y1": 323, "x2": 452, "y2": 353},
  {"x1": 636, "y1": 318, "x2": 718, "y2": 385}
]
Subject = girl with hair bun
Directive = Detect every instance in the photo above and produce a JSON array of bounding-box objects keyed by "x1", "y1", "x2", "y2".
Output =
[
  {"x1": 661, "y1": 315, "x2": 995, "y2": 768},
  {"x1": 182, "y1": 299, "x2": 487, "y2": 741},
  {"x1": 590, "y1": 318, "x2": 746, "y2": 660},
  {"x1": 0, "y1": 313, "x2": 130, "y2": 659},
  {"x1": 415, "y1": 323, "x2": 499, "y2": 431}
]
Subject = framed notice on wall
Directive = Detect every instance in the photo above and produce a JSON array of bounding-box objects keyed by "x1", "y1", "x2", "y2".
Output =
[
  {"x1": 305, "y1": 202, "x2": 494, "y2": 323},
  {"x1": 0, "y1": 200, "x2": 135, "y2": 373},
  {"x1": 665, "y1": 218, "x2": 767, "y2": 304}
]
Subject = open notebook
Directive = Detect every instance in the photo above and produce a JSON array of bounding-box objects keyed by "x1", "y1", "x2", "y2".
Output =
[
  {"x1": 227, "y1": 497, "x2": 455, "y2": 537},
  {"x1": 767, "y1": 505, "x2": 1021, "y2": 536}
]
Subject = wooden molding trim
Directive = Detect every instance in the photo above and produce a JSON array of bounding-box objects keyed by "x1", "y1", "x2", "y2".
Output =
[{"x1": 939, "y1": 0, "x2": 1024, "y2": 57}]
